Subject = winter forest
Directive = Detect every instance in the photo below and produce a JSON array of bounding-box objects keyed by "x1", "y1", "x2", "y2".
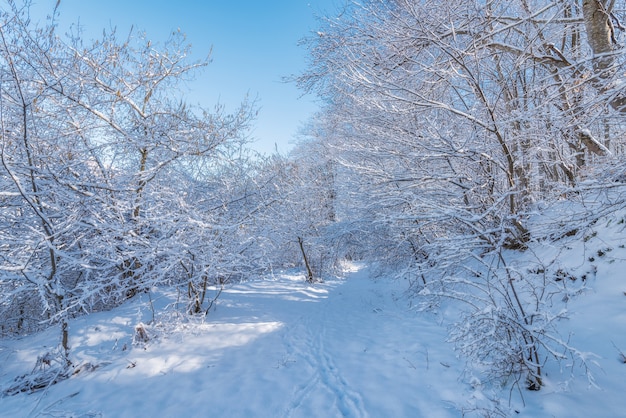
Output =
[{"x1": 2, "y1": 0, "x2": 626, "y2": 416}]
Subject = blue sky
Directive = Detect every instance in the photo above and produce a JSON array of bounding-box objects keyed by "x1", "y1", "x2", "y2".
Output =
[{"x1": 32, "y1": 0, "x2": 340, "y2": 154}]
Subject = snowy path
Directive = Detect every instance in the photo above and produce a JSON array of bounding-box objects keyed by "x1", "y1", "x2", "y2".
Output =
[
  {"x1": 0, "y1": 265, "x2": 465, "y2": 417},
  {"x1": 124, "y1": 264, "x2": 465, "y2": 418},
  {"x1": 197, "y1": 265, "x2": 464, "y2": 418},
  {"x1": 280, "y1": 277, "x2": 369, "y2": 418}
]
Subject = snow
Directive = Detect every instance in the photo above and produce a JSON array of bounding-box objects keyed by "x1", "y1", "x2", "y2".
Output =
[
  {"x1": 1, "y1": 218, "x2": 626, "y2": 417},
  {"x1": 1, "y1": 266, "x2": 465, "y2": 417}
]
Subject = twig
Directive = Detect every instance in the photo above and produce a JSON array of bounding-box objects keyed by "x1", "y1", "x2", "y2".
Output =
[
  {"x1": 611, "y1": 340, "x2": 626, "y2": 363},
  {"x1": 403, "y1": 356, "x2": 417, "y2": 369}
]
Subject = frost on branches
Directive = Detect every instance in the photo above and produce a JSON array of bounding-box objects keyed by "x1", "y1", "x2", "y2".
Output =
[
  {"x1": 0, "y1": 1, "x2": 255, "y2": 368},
  {"x1": 297, "y1": 0, "x2": 626, "y2": 395}
]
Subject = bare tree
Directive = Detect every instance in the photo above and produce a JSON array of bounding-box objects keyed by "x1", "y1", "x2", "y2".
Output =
[
  {"x1": 0, "y1": 0, "x2": 255, "y2": 377},
  {"x1": 248, "y1": 141, "x2": 339, "y2": 282},
  {"x1": 298, "y1": 0, "x2": 626, "y2": 392}
]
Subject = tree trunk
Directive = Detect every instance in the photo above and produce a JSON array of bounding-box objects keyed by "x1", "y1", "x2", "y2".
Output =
[
  {"x1": 582, "y1": 0, "x2": 626, "y2": 111},
  {"x1": 583, "y1": 0, "x2": 614, "y2": 60},
  {"x1": 297, "y1": 236, "x2": 315, "y2": 283}
]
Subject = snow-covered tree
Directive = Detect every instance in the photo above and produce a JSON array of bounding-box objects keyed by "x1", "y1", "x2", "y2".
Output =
[
  {"x1": 246, "y1": 140, "x2": 339, "y2": 282},
  {"x1": 299, "y1": 0, "x2": 626, "y2": 390},
  {"x1": 0, "y1": 1, "x2": 255, "y2": 367}
]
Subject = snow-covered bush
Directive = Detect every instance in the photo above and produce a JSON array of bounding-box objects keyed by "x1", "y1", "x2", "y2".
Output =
[{"x1": 3, "y1": 350, "x2": 71, "y2": 396}]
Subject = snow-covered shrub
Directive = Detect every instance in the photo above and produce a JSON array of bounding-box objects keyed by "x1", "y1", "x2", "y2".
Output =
[
  {"x1": 3, "y1": 350, "x2": 71, "y2": 396},
  {"x1": 439, "y1": 250, "x2": 584, "y2": 391},
  {"x1": 416, "y1": 173, "x2": 626, "y2": 392}
]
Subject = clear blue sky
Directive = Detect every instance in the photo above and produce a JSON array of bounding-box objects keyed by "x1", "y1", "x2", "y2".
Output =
[{"x1": 31, "y1": 0, "x2": 340, "y2": 154}]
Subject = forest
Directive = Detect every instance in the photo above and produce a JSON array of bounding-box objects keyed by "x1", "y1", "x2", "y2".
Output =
[{"x1": 1, "y1": 0, "x2": 626, "y2": 415}]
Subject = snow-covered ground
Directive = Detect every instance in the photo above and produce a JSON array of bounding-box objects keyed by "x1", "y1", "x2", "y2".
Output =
[
  {"x1": 1, "y1": 220, "x2": 626, "y2": 417},
  {"x1": 0, "y1": 265, "x2": 467, "y2": 417}
]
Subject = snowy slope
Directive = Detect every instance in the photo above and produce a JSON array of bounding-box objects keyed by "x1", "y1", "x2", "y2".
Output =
[{"x1": 516, "y1": 214, "x2": 626, "y2": 418}]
